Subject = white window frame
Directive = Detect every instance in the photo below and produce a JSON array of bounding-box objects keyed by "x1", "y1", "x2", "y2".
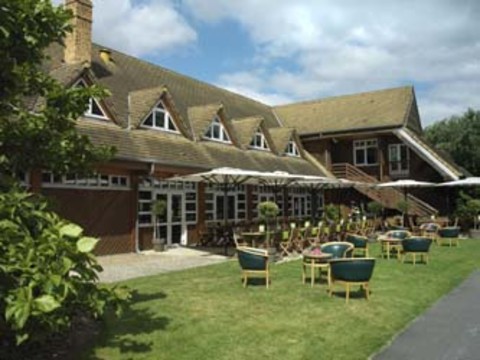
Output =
[
  {"x1": 205, "y1": 184, "x2": 246, "y2": 222},
  {"x1": 204, "y1": 117, "x2": 231, "y2": 143},
  {"x1": 140, "y1": 100, "x2": 179, "y2": 133},
  {"x1": 41, "y1": 171, "x2": 130, "y2": 190},
  {"x1": 249, "y1": 128, "x2": 269, "y2": 151},
  {"x1": 286, "y1": 140, "x2": 300, "y2": 157},
  {"x1": 353, "y1": 139, "x2": 378, "y2": 166},
  {"x1": 75, "y1": 79, "x2": 109, "y2": 120},
  {"x1": 389, "y1": 143, "x2": 410, "y2": 176},
  {"x1": 252, "y1": 185, "x2": 284, "y2": 218}
]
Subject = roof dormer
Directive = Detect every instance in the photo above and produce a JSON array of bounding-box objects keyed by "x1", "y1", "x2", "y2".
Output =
[
  {"x1": 249, "y1": 127, "x2": 270, "y2": 151},
  {"x1": 285, "y1": 139, "x2": 300, "y2": 157},
  {"x1": 75, "y1": 79, "x2": 109, "y2": 120},
  {"x1": 141, "y1": 100, "x2": 178, "y2": 133},
  {"x1": 204, "y1": 116, "x2": 231, "y2": 143}
]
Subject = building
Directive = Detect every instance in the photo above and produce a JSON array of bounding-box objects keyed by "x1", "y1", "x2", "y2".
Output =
[{"x1": 31, "y1": 0, "x2": 464, "y2": 255}]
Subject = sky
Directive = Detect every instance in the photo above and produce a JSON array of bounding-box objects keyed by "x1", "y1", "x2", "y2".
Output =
[{"x1": 56, "y1": 0, "x2": 480, "y2": 126}]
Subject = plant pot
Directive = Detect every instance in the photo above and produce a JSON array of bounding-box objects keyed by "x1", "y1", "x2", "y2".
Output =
[
  {"x1": 152, "y1": 238, "x2": 166, "y2": 252},
  {"x1": 468, "y1": 229, "x2": 480, "y2": 239}
]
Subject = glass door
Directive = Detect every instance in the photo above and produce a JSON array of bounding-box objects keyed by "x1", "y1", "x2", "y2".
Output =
[{"x1": 155, "y1": 192, "x2": 185, "y2": 246}]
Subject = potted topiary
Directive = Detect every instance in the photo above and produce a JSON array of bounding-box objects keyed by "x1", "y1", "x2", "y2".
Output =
[
  {"x1": 257, "y1": 201, "x2": 279, "y2": 256},
  {"x1": 152, "y1": 198, "x2": 167, "y2": 251},
  {"x1": 396, "y1": 200, "x2": 410, "y2": 228},
  {"x1": 455, "y1": 197, "x2": 480, "y2": 238}
]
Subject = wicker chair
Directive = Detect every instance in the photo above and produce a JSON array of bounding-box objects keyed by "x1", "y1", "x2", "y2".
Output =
[
  {"x1": 345, "y1": 233, "x2": 369, "y2": 257},
  {"x1": 236, "y1": 247, "x2": 270, "y2": 288},
  {"x1": 402, "y1": 237, "x2": 433, "y2": 265},
  {"x1": 437, "y1": 227, "x2": 461, "y2": 247},
  {"x1": 328, "y1": 258, "x2": 376, "y2": 303}
]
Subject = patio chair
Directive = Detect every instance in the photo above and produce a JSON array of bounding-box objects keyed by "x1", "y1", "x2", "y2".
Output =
[
  {"x1": 236, "y1": 247, "x2": 270, "y2": 288},
  {"x1": 279, "y1": 227, "x2": 299, "y2": 257},
  {"x1": 311, "y1": 242, "x2": 354, "y2": 287},
  {"x1": 401, "y1": 237, "x2": 433, "y2": 265},
  {"x1": 233, "y1": 232, "x2": 248, "y2": 248},
  {"x1": 437, "y1": 227, "x2": 461, "y2": 247},
  {"x1": 328, "y1": 258, "x2": 376, "y2": 303},
  {"x1": 419, "y1": 222, "x2": 440, "y2": 241},
  {"x1": 345, "y1": 233, "x2": 369, "y2": 257}
]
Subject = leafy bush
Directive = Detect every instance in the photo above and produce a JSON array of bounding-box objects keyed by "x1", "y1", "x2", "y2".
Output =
[
  {"x1": 257, "y1": 201, "x2": 279, "y2": 222},
  {"x1": 367, "y1": 201, "x2": 383, "y2": 217},
  {"x1": 396, "y1": 200, "x2": 410, "y2": 214},
  {"x1": 0, "y1": 189, "x2": 130, "y2": 347},
  {"x1": 324, "y1": 203, "x2": 340, "y2": 222},
  {"x1": 455, "y1": 193, "x2": 480, "y2": 229}
]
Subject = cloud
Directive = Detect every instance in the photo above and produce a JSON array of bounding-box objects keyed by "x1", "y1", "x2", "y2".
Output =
[
  {"x1": 184, "y1": 0, "x2": 480, "y2": 123},
  {"x1": 55, "y1": 0, "x2": 197, "y2": 57}
]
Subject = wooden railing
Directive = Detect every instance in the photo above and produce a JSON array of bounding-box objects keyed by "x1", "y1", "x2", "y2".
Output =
[{"x1": 331, "y1": 163, "x2": 437, "y2": 216}]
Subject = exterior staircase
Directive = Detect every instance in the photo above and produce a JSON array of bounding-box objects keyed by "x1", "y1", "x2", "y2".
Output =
[{"x1": 331, "y1": 163, "x2": 437, "y2": 217}]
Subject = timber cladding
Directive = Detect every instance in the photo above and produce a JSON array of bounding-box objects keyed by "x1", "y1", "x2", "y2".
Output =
[{"x1": 42, "y1": 188, "x2": 134, "y2": 255}]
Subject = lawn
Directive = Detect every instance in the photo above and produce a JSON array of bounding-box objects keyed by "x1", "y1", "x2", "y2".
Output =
[{"x1": 85, "y1": 240, "x2": 480, "y2": 360}]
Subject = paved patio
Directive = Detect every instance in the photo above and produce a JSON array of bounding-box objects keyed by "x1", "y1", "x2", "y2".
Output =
[{"x1": 97, "y1": 247, "x2": 230, "y2": 283}]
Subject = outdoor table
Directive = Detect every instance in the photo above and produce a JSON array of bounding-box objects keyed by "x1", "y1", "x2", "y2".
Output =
[
  {"x1": 379, "y1": 237, "x2": 403, "y2": 260},
  {"x1": 302, "y1": 251, "x2": 333, "y2": 287}
]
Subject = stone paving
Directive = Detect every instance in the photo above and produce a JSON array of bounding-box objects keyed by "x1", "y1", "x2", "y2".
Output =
[{"x1": 97, "y1": 247, "x2": 230, "y2": 283}]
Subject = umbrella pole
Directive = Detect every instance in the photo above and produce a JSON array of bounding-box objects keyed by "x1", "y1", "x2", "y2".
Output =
[
  {"x1": 403, "y1": 188, "x2": 408, "y2": 228},
  {"x1": 223, "y1": 180, "x2": 229, "y2": 255}
]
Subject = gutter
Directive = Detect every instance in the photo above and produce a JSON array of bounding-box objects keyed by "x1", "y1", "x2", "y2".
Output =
[{"x1": 301, "y1": 125, "x2": 402, "y2": 141}]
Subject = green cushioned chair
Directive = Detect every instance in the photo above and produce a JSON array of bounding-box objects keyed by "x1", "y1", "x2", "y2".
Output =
[
  {"x1": 437, "y1": 227, "x2": 460, "y2": 247},
  {"x1": 328, "y1": 258, "x2": 376, "y2": 303},
  {"x1": 385, "y1": 230, "x2": 411, "y2": 240},
  {"x1": 345, "y1": 233, "x2": 369, "y2": 257},
  {"x1": 237, "y1": 247, "x2": 270, "y2": 288},
  {"x1": 402, "y1": 237, "x2": 433, "y2": 265},
  {"x1": 320, "y1": 241, "x2": 354, "y2": 259}
]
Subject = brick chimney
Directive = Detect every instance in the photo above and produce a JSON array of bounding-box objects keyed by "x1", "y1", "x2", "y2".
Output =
[{"x1": 64, "y1": 0, "x2": 92, "y2": 65}]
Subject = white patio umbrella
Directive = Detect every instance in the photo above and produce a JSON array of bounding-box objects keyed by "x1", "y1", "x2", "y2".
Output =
[
  {"x1": 375, "y1": 179, "x2": 436, "y2": 226},
  {"x1": 437, "y1": 177, "x2": 480, "y2": 187}
]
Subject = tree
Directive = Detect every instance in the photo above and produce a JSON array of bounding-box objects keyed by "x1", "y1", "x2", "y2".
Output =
[
  {"x1": 0, "y1": 0, "x2": 127, "y2": 350},
  {"x1": 0, "y1": 0, "x2": 114, "y2": 180},
  {"x1": 424, "y1": 108, "x2": 480, "y2": 176}
]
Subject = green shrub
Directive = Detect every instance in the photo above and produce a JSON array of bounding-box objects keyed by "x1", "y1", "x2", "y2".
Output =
[
  {"x1": 324, "y1": 203, "x2": 340, "y2": 222},
  {"x1": 0, "y1": 189, "x2": 130, "y2": 347},
  {"x1": 257, "y1": 201, "x2": 279, "y2": 222},
  {"x1": 367, "y1": 201, "x2": 383, "y2": 217}
]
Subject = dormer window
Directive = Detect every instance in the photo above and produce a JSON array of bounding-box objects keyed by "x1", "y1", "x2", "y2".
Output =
[
  {"x1": 250, "y1": 128, "x2": 269, "y2": 150},
  {"x1": 286, "y1": 140, "x2": 300, "y2": 157},
  {"x1": 141, "y1": 101, "x2": 178, "y2": 133},
  {"x1": 204, "y1": 117, "x2": 231, "y2": 143},
  {"x1": 75, "y1": 79, "x2": 108, "y2": 120}
]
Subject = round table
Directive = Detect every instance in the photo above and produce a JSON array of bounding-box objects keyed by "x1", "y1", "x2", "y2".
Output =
[
  {"x1": 302, "y1": 251, "x2": 333, "y2": 287},
  {"x1": 379, "y1": 237, "x2": 403, "y2": 260}
]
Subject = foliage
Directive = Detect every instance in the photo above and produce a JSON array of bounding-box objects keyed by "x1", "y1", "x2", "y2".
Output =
[
  {"x1": 0, "y1": 0, "x2": 128, "y2": 351},
  {"x1": 396, "y1": 200, "x2": 410, "y2": 214},
  {"x1": 424, "y1": 108, "x2": 480, "y2": 176},
  {"x1": 323, "y1": 203, "x2": 340, "y2": 222},
  {"x1": 0, "y1": 0, "x2": 114, "y2": 180},
  {"x1": 257, "y1": 201, "x2": 279, "y2": 221},
  {"x1": 152, "y1": 199, "x2": 167, "y2": 217},
  {"x1": 455, "y1": 192, "x2": 480, "y2": 229},
  {"x1": 0, "y1": 189, "x2": 130, "y2": 348},
  {"x1": 367, "y1": 201, "x2": 383, "y2": 216}
]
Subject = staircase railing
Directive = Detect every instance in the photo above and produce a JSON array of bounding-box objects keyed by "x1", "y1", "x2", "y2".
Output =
[{"x1": 331, "y1": 163, "x2": 437, "y2": 216}]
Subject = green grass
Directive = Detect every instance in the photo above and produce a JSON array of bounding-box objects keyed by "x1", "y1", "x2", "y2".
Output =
[{"x1": 86, "y1": 240, "x2": 480, "y2": 360}]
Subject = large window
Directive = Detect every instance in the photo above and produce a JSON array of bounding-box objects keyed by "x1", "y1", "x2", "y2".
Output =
[
  {"x1": 250, "y1": 128, "x2": 269, "y2": 150},
  {"x1": 389, "y1": 143, "x2": 409, "y2": 176},
  {"x1": 204, "y1": 117, "x2": 231, "y2": 143},
  {"x1": 285, "y1": 140, "x2": 300, "y2": 157},
  {"x1": 252, "y1": 185, "x2": 284, "y2": 218},
  {"x1": 205, "y1": 184, "x2": 246, "y2": 221},
  {"x1": 353, "y1": 139, "x2": 378, "y2": 166},
  {"x1": 141, "y1": 101, "x2": 178, "y2": 133},
  {"x1": 42, "y1": 171, "x2": 129, "y2": 190}
]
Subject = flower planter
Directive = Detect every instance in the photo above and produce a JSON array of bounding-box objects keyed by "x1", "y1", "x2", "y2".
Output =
[
  {"x1": 152, "y1": 238, "x2": 166, "y2": 252},
  {"x1": 468, "y1": 229, "x2": 480, "y2": 239}
]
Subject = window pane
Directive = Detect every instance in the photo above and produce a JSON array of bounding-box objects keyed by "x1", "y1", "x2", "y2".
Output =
[
  {"x1": 91, "y1": 99, "x2": 104, "y2": 116},
  {"x1": 168, "y1": 118, "x2": 176, "y2": 131},
  {"x1": 355, "y1": 149, "x2": 365, "y2": 164},
  {"x1": 222, "y1": 129, "x2": 230, "y2": 142},
  {"x1": 143, "y1": 114, "x2": 153, "y2": 127},
  {"x1": 212, "y1": 124, "x2": 220, "y2": 139},
  {"x1": 366, "y1": 148, "x2": 377, "y2": 164},
  {"x1": 155, "y1": 110, "x2": 165, "y2": 128}
]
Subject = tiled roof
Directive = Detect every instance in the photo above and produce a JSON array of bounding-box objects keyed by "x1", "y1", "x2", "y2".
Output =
[
  {"x1": 269, "y1": 127, "x2": 295, "y2": 155},
  {"x1": 231, "y1": 116, "x2": 263, "y2": 149},
  {"x1": 274, "y1": 86, "x2": 414, "y2": 135},
  {"x1": 76, "y1": 120, "x2": 321, "y2": 175}
]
